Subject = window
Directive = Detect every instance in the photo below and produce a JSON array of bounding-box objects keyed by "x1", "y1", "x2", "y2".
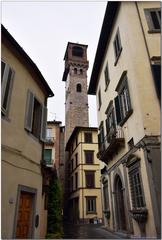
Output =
[
  {"x1": 128, "y1": 138, "x2": 134, "y2": 150},
  {"x1": 103, "y1": 180, "x2": 109, "y2": 210},
  {"x1": 75, "y1": 172, "x2": 78, "y2": 189},
  {"x1": 151, "y1": 63, "x2": 161, "y2": 100},
  {"x1": 74, "y1": 68, "x2": 77, "y2": 74},
  {"x1": 71, "y1": 176, "x2": 73, "y2": 192},
  {"x1": 25, "y1": 90, "x2": 47, "y2": 141},
  {"x1": 98, "y1": 88, "x2": 102, "y2": 110},
  {"x1": 113, "y1": 28, "x2": 122, "y2": 64},
  {"x1": 104, "y1": 63, "x2": 110, "y2": 90},
  {"x1": 46, "y1": 128, "x2": 52, "y2": 140},
  {"x1": 75, "y1": 153, "x2": 78, "y2": 168},
  {"x1": 72, "y1": 46, "x2": 83, "y2": 57},
  {"x1": 1, "y1": 60, "x2": 14, "y2": 116},
  {"x1": 85, "y1": 171, "x2": 95, "y2": 188},
  {"x1": 105, "y1": 102, "x2": 116, "y2": 143},
  {"x1": 128, "y1": 160, "x2": 145, "y2": 208},
  {"x1": 115, "y1": 71, "x2": 132, "y2": 126},
  {"x1": 84, "y1": 132, "x2": 92, "y2": 143},
  {"x1": 68, "y1": 163, "x2": 71, "y2": 173},
  {"x1": 85, "y1": 150, "x2": 94, "y2": 164},
  {"x1": 71, "y1": 159, "x2": 74, "y2": 171},
  {"x1": 86, "y1": 197, "x2": 96, "y2": 213},
  {"x1": 76, "y1": 83, "x2": 82, "y2": 92},
  {"x1": 76, "y1": 135, "x2": 78, "y2": 147},
  {"x1": 145, "y1": 8, "x2": 161, "y2": 32},
  {"x1": 80, "y1": 69, "x2": 83, "y2": 75},
  {"x1": 98, "y1": 121, "x2": 105, "y2": 152},
  {"x1": 44, "y1": 149, "x2": 52, "y2": 165}
]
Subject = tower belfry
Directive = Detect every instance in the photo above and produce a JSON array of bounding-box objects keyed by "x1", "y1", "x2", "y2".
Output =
[{"x1": 62, "y1": 42, "x2": 89, "y2": 143}]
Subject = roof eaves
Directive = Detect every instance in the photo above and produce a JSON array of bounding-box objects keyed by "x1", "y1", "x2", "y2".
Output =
[
  {"x1": 88, "y1": 2, "x2": 120, "y2": 95},
  {"x1": 2, "y1": 25, "x2": 54, "y2": 98}
]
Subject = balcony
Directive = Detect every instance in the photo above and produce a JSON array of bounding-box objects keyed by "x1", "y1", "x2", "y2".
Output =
[
  {"x1": 43, "y1": 158, "x2": 54, "y2": 167},
  {"x1": 45, "y1": 137, "x2": 55, "y2": 145},
  {"x1": 97, "y1": 126, "x2": 125, "y2": 164}
]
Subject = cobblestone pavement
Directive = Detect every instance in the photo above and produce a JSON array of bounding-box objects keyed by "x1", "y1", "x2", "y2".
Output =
[{"x1": 63, "y1": 223, "x2": 127, "y2": 239}]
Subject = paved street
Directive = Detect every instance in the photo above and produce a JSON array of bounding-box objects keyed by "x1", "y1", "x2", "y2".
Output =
[{"x1": 63, "y1": 223, "x2": 126, "y2": 239}]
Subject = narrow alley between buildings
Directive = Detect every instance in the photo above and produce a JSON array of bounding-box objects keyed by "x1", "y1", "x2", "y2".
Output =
[{"x1": 63, "y1": 223, "x2": 127, "y2": 239}]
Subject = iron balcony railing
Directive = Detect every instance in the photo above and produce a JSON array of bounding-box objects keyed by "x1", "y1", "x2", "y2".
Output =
[
  {"x1": 97, "y1": 126, "x2": 124, "y2": 162},
  {"x1": 44, "y1": 158, "x2": 54, "y2": 166},
  {"x1": 45, "y1": 137, "x2": 55, "y2": 145}
]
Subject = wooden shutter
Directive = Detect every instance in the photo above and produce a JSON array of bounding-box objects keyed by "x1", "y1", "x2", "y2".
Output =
[
  {"x1": 40, "y1": 106, "x2": 47, "y2": 142},
  {"x1": 152, "y1": 64, "x2": 161, "y2": 100},
  {"x1": 1, "y1": 62, "x2": 15, "y2": 115},
  {"x1": 115, "y1": 96, "x2": 122, "y2": 125},
  {"x1": 112, "y1": 108, "x2": 116, "y2": 128},
  {"x1": 24, "y1": 90, "x2": 34, "y2": 132}
]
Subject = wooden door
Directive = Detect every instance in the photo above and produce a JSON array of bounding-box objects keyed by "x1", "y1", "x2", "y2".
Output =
[
  {"x1": 115, "y1": 175, "x2": 126, "y2": 231},
  {"x1": 16, "y1": 192, "x2": 33, "y2": 239}
]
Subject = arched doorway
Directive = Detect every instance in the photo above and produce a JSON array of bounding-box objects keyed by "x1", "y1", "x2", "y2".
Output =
[{"x1": 114, "y1": 175, "x2": 126, "y2": 231}]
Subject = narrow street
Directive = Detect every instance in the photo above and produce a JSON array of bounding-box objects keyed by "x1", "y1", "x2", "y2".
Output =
[{"x1": 63, "y1": 223, "x2": 126, "y2": 239}]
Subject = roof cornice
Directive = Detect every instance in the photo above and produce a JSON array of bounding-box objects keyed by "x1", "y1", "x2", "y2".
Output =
[
  {"x1": 88, "y1": 2, "x2": 120, "y2": 95},
  {"x1": 1, "y1": 24, "x2": 54, "y2": 97}
]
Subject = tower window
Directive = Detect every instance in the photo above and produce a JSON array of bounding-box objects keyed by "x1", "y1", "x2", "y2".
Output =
[
  {"x1": 72, "y1": 46, "x2": 83, "y2": 57},
  {"x1": 74, "y1": 68, "x2": 77, "y2": 74},
  {"x1": 76, "y1": 83, "x2": 82, "y2": 92},
  {"x1": 80, "y1": 69, "x2": 83, "y2": 75}
]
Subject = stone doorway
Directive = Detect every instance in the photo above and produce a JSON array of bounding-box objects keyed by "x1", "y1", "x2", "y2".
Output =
[{"x1": 114, "y1": 175, "x2": 126, "y2": 231}]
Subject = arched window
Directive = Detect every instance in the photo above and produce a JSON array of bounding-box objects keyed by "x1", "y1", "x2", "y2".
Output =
[
  {"x1": 80, "y1": 69, "x2": 83, "y2": 75},
  {"x1": 76, "y1": 83, "x2": 82, "y2": 92},
  {"x1": 74, "y1": 68, "x2": 77, "y2": 74}
]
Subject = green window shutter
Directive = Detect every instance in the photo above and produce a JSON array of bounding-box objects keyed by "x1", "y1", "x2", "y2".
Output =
[
  {"x1": 44, "y1": 149, "x2": 52, "y2": 164},
  {"x1": 24, "y1": 90, "x2": 34, "y2": 132},
  {"x1": 40, "y1": 106, "x2": 48, "y2": 142}
]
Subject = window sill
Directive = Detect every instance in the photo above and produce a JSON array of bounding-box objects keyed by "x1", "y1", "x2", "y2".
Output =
[
  {"x1": 114, "y1": 47, "x2": 122, "y2": 66},
  {"x1": 26, "y1": 130, "x2": 41, "y2": 143},
  {"x1": 86, "y1": 212, "x2": 97, "y2": 214},
  {"x1": 1, "y1": 114, "x2": 11, "y2": 122},
  {"x1": 148, "y1": 29, "x2": 161, "y2": 34},
  {"x1": 119, "y1": 109, "x2": 133, "y2": 127}
]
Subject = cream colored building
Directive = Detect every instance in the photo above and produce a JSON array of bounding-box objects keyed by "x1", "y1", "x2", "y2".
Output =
[
  {"x1": 65, "y1": 127, "x2": 102, "y2": 224},
  {"x1": 1, "y1": 25, "x2": 54, "y2": 239},
  {"x1": 88, "y1": 2, "x2": 161, "y2": 238}
]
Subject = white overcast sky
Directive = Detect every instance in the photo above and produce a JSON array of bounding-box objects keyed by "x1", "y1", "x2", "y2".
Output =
[{"x1": 2, "y1": 1, "x2": 107, "y2": 127}]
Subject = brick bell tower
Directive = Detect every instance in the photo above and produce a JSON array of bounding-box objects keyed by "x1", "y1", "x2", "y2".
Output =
[{"x1": 62, "y1": 42, "x2": 89, "y2": 144}]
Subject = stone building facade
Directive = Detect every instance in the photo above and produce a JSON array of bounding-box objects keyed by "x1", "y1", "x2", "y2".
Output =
[
  {"x1": 88, "y1": 2, "x2": 161, "y2": 238},
  {"x1": 62, "y1": 42, "x2": 89, "y2": 144}
]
